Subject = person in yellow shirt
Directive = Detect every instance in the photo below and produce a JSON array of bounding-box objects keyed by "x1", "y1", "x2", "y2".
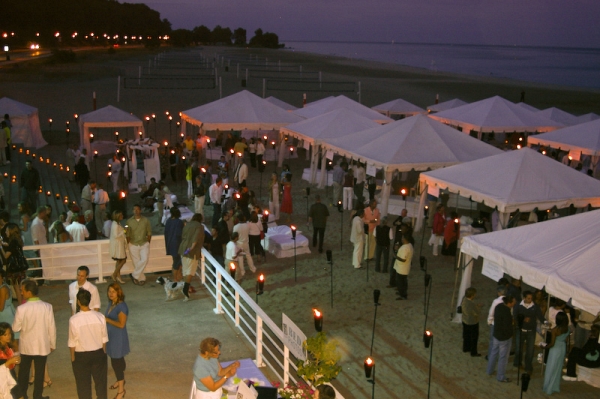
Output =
[{"x1": 393, "y1": 234, "x2": 414, "y2": 300}]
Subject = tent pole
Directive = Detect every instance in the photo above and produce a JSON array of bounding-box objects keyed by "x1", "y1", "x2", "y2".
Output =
[{"x1": 450, "y1": 251, "x2": 463, "y2": 320}]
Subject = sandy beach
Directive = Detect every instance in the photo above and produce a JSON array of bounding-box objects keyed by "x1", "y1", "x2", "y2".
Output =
[{"x1": 1, "y1": 46, "x2": 599, "y2": 399}]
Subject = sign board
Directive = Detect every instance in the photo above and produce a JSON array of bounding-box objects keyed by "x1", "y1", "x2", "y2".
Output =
[
  {"x1": 482, "y1": 259, "x2": 504, "y2": 282},
  {"x1": 325, "y1": 150, "x2": 334, "y2": 161},
  {"x1": 366, "y1": 164, "x2": 376, "y2": 177},
  {"x1": 282, "y1": 313, "x2": 307, "y2": 361},
  {"x1": 303, "y1": 140, "x2": 310, "y2": 150},
  {"x1": 236, "y1": 381, "x2": 258, "y2": 399}
]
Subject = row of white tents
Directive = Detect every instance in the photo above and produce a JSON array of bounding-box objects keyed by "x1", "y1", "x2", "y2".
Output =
[{"x1": 3, "y1": 91, "x2": 598, "y2": 316}]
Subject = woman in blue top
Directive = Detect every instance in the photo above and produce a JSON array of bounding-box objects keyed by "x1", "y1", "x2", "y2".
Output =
[
  {"x1": 105, "y1": 283, "x2": 130, "y2": 399},
  {"x1": 192, "y1": 337, "x2": 239, "y2": 399}
]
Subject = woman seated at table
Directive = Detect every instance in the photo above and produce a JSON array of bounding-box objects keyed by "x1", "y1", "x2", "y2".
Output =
[{"x1": 193, "y1": 337, "x2": 240, "y2": 399}]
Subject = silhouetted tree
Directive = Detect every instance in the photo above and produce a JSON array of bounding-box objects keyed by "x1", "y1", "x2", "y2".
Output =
[
  {"x1": 170, "y1": 29, "x2": 194, "y2": 47},
  {"x1": 232, "y1": 28, "x2": 246, "y2": 46},
  {"x1": 249, "y1": 29, "x2": 283, "y2": 49},
  {"x1": 192, "y1": 25, "x2": 211, "y2": 44}
]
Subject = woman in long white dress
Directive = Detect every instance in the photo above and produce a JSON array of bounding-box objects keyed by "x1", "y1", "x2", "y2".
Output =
[
  {"x1": 268, "y1": 173, "x2": 280, "y2": 221},
  {"x1": 109, "y1": 211, "x2": 127, "y2": 283}
]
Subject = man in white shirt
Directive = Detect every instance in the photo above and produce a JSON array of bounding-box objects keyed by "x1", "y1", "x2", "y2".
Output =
[
  {"x1": 225, "y1": 232, "x2": 243, "y2": 280},
  {"x1": 66, "y1": 212, "x2": 90, "y2": 242},
  {"x1": 68, "y1": 266, "x2": 101, "y2": 315},
  {"x1": 232, "y1": 215, "x2": 256, "y2": 279},
  {"x1": 81, "y1": 180, "x2": 97, "y2": 214},
  {"x1": 108, "y1": 155, "x2": 122, "y2": 192},
  {"x1": 234, "y1": 158, "x2": 248, "y2": 188},
  {"x1": 209, "y1": 177, "x2": 224, "y2": 227},
  {"x1": 31, "y1": 206, "x2": 47, "y2": 245},
  {"x1": 350, "y1": 208, "x2": 365, "y2": 269},
  {"x1": 93, "y1": 183, "x2": 110, "y2": 233},
  {"x1": 68, "y1": 289, "x2": 108, "y2": 399},
  {"x1": 256, "y1": 139, "x2": 266, "y2": 171},
  {"x1": 13, "y1": 279, "x2": 56, "y2": 399},
  {"x1": 486, "y1": 284, "x2": 507, "y2": 360}
]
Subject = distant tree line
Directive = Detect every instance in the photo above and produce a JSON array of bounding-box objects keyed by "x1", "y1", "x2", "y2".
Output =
[
  {"x1": 2, "y1": 0, "x2": 170, "y2": 47},
  {"x1": 1, "y1": 0, "x2": 284, "y2": 50},
  {"x1": 170, "y1": 26, "x2": 284, "y2": 49}
]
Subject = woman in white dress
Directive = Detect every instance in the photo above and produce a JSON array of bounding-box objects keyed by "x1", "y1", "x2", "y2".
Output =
[
  {"x1": 268, "y1": 173, "x2": 280, "y2": 220},
  {"x1": 109, "y1": 211, "x2": 127, "y2": 283}
]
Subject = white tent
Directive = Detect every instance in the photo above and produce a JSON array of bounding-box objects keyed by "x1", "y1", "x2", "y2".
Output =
[
  {"x1": 79, "y1": 105, "x2": 144, "y2": 157},
  {"x1": 0, "y1": 97, "x2": 47, "y2": 149},
  {"x1": 181, "y1": 90, "x2": 303, "y2": 132},
  {"x1": 429, "y1": 96, "x2": 563, "y2": 139},
  {"x1": 417, "y1": 147, "x2": 600, "y2": 231},
  {"x1": 321, "y1": 115, "x2": 502, "y2": 216},
  {"x1": 575, "y1": 113, "x2": 600, "y2": 124},
  {"x1": 280, "y1": 108, "x2": 380, "y2": 185},
  {"x1": 293, "y1": 95, "x2": 393, "y2": 124},
  {"x1": 459, "y1": 210, "x2": 600, "y2": 316},
  {"x1": 528, "y1": 118, "x2": 600, "y2": 157},
  {"x1": 265, "y1": 96, "x2": 298, "y2": 111},
  {"x1": 515, "y1": 102, "x2": 540, "y2": 112},
  {"x1": 426, "y1": 98, "x2": 467, "y2": 113},
  {"x1": 372, "y1": 98, "x2": 426, "y2": 118},
  {"x1": 536, "y1": 107, "x2": 579, "y2": 126}
]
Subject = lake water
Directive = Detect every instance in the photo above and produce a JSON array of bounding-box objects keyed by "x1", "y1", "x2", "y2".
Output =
[{"x1": 284, "y1": 41, "x2": 600, "y2": 90}]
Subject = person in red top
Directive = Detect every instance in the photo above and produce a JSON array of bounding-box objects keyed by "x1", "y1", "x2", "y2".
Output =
[
  {"x1": 442, "y1": 211, "x2": 460, "y2": 256},
  {"x1": 430, "y1": 204, "x2": 445, "y2": 256},
  {"x1": 0, "y1": 322, "x2": 20, "y2": 396}
]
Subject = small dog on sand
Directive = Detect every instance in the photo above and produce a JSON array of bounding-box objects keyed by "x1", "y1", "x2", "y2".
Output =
[{"x1": 156, "y1": 276, "x2": 185, "y2": 301}]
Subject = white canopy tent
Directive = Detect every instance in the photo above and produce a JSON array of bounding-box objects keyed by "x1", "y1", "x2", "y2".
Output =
[
  {"x1": 417, "y1": 147, "x2": 600, "y2": 232},
  {"x1": 293, "y1": 95, "x2": 393, "y2": 124},
  {"x1": 536, "y1": 107, "x2": 579, "y2": 126},
  {"x1": 429, "y1": 96, "x2": 563, "y2": 140},
  {"x1": 265, "y1": 96, "x2": 298, "y2": 111},
  {"x1": 320, "y1": 115, "x2": 502, "y2": 216},
  {"x1": 457, "y1": 210, "x2": 600, "y2": 319},
  {"x1": 0, "y1": 97, "x2": 47, "y2": 149},
  {"x1": 575, "y1": 113, "x2": 600, "y2": 124},
  {"x1": 181, "y1": 90, "x2": 303, "y2": 132},
  {"x1": 79, "y1": 105, "x2": 144, "y2": 157},
  {"x1": 371, "y1": 98, "x2": 426, "y2": 118},
  {"x1": 280, "y1": 108, "x2": 380, "y2": 185},
  {"x1": 426, "y1": 98, "x2": 467, "y2": 113},
  {"x1": 528, "y1": 118, "x2": 600, "y2": 177},
  {"x1": 515, "y1": 102, "x2": 540, "y2": 112}
]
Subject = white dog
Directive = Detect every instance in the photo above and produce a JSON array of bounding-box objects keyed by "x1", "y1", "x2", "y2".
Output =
[{"x1": 156, "y1": 276, "x2": 185, "y2": 301}]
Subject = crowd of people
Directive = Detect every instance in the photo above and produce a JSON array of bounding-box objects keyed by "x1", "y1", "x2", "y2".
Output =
[{"x1": 460, "y1": 277, "x2": 600, "y2": 394}]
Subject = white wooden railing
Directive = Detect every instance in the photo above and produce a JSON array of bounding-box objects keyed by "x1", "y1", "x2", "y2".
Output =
[{"x1": 23, "y1": 238, "x2": 302, "y2": 385}]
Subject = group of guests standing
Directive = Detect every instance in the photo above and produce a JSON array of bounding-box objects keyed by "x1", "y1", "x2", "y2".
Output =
[
  {"x1": 461, "y1": 277, "x2": 600, "y2": 394},
  {"x1": 0, "y1": 265, "x2": 129, "y2": 399}
]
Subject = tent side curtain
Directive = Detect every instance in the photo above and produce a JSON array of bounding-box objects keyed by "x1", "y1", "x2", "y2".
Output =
[
  {"x1": 181, "y1": 114, "x2": 288, "y2": 132},
  {"x1": 80, "y1": 120, "x2": 145, "y2": 156},
  {"x1": 527, "y1": 139, "x2": 600, "y2": 157},
  {"x1": 418, "y1": 174, "x2": 600, "y2": 213}
]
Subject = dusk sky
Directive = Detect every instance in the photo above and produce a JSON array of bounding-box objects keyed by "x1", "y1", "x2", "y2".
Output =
[{"x1": 131, "y1": 0, "x2": 600, "y2": 48}]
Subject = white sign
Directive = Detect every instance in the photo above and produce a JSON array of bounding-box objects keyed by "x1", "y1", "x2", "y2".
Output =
[
  {"x1": 427, "y1": 185, "x2": 440, "y2": 198},
  {"x1": 325, "y1": 150, "x2": 334, "y2": 161},
  {"x1": 303, "y1": 140, "x2": 310, "y2": 150},
  {"x1": 282, "y1": 313, "x2": 307, "y2": 360},
  {"x1": 236, "y1": 381, "x2": 258, "y2": 399},
  {"x1": 482, "y1": 259, "x2": 504, "y2": 282},
  {"x1": 366, "y1": 164, "x2": 376, "y2": 177}
]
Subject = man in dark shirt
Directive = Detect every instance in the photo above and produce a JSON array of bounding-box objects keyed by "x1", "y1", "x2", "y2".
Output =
[
  {"x1": 20, "y1": 160, "x2": 40, "y2": 211},
  {"x1": 487, "y1": 296, "x2": 516, "y2": 382},
  {"x1": 513, "y1": 291, "x2": 546, "y2": 374},
  {"x1": 374, "y1": 216, "x2": 393, "y2": 273},
  {"x1": 84, "y1": 210, "x2": 98, "y2": 240},
  {"x1": 308, "y1": 195, "x2": 329, "y2": 253}
]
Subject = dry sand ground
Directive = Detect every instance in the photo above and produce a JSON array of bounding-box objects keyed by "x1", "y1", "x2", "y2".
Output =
[{"x1": 1, "y1": 46, "x2": 599, "y2": 399}]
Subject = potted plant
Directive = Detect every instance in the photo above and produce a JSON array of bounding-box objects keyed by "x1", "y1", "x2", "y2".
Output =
[{"x1": 297, "y1": 332, "x2": 342, "y2": 387}]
